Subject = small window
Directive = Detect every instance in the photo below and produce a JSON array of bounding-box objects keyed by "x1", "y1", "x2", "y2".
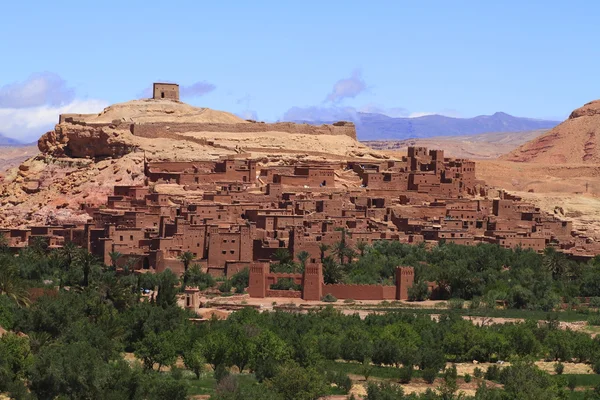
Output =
[
  {"x1": 222, "y1": 250, "x2": 226, "y2": 254},
  {"x1": 120, "y1": 236, "x2": 123, "y2": 241},
  {"x1": 230, "y1": 250, "x2": 235, "y2": 254},
  {"x1": 130, "y1": 235, "x2": 133, "y2": 241}
]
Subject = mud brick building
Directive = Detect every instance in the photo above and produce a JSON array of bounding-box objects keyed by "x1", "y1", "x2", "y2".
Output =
[{"x1": 2, "y1": 146, "x2": 592, "y2": 300}]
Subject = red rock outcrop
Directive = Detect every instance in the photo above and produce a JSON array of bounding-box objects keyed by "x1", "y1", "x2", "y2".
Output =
[
  {"x1": 502, "y1": 100, "x2": 600, "y2": 164},
  {"x1": 38, "y1": 124, "x2": 136, "y2": 158}
]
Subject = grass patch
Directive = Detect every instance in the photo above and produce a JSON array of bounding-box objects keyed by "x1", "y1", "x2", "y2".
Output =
[
  {"x1": 323, "y1": 360, "x2": 424, "y2": 380},
  {"x1": 185, "y1": 372, "x2": 258, "y2": 395},
  {"x1": 554, "y1": 374, "x2": 600, "y2": 387},
  {"x1": 353, "y1": 306, "x2": 593, "y2": 322}
]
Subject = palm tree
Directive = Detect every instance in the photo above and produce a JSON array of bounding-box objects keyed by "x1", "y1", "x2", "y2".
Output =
[
  {"x1": 0, "y1": 260, "x2": 30, "y2": 307},
  {"x1": 356, "y1": 241, "x2": 368, "y2": 257},
  {"x1": 297, "y1": 251, "x2": 310, "y2": 272},
  {"x1": 58, "y1": 241, "x2": 79, "y2": 272},
  {"x1": 272, "y1": 248, "x2": 292, "y2": 264},
  {"x1": 332, "y1": 228, "x2": 353, "y2": 266},
  {"x1": 76, "y1": 251, "x2": 99, "y2": 287},
  {"x1": 108, "y1": 251, "x2": 123, "y2": 270},
  {"x1": 322, "y1": 255, "x2": 343, "y2": 284},
  {"x1": 30, "y1": 236, "x2": 48, "y2": 255},
  {"x1": 543, "y1": 247, "x2": 569, "y2": 280},
  {"x1": 318, "y1": 243, "x2": 330, "y2": 262},
  {"x1": 178, "y1": 251, "x2": 195, "y2": 273},
  {"x1": 178, "y1": 251, "x2": 195, "y2": 288}
]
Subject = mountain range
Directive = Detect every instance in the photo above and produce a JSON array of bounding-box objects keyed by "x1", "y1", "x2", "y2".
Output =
[
  {"x1": 0, "y1": 132, "x2": 24, "y2": 146},
  {"x1": 293, "y1": 112, "x2": 560, "y2": 140}
]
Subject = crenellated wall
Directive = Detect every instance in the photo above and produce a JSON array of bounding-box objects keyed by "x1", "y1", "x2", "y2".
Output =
[
  {"x1": 131, "y1": 121, "x2": 357, "y2": 140},
  {"x1": 322, "y1": 284, "x2": 397, "y2": 300}
]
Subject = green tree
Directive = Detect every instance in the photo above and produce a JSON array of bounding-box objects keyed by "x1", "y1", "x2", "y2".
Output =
[
  {"x1": 75, "y1": 251, "x2": 100, "y2": 287},
  {"x1": 178, "y1": 251, "x2": 195, "y2": 288},
  {"x1": 296, "y1": 251, "x2": 310, "y2": 272},
  {"x1": 270, "y1": 361, "x2": 328, "y2": 400},
  {"x1": 0, "y1": 261, "x2": 30, "y2": 307},
  {"x1": 322, "y1": 256, "x2": 343, "y2": 284},
  {"x1": 251, "y1": 330, "x2": 290, "y2": 382},
  {"x1": 183, "y1": 341, "x2": 206, "y2": 379},
  {"x1": 156, "y1": 269, "x2": 179, "y2": 308},
  {"x1": 203, "y1": 330, "x2": 231, "y2": 370},
  {"x1": 273, "y1": 248, "x2": 292, "y2": 264},
  {"x1": 356, "y1": 241, "x2": 368, "y2": 257},
  {"x1": 29, "y1": 341, "x2": 109, "y2": 400},
  {"x1": 108, "y1": 251, "x2": 122, "y2": 270},
  {"x1": 318, "y1": 243, "x2": 330, "y2": 262},
  {"x1": 134, "y1": 331, "x2": 177, "y2": 371}
]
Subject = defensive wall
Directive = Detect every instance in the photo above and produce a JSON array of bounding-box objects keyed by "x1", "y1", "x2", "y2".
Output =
[
  {"x1": 248, "y1": 262, "x2": 415, "y2": 301},
  {"x1": 130, "y1": 121, "x2": 357, "y2": 140}
]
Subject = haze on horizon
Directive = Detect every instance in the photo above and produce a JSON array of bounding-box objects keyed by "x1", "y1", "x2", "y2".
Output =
[{"x1": 1, "y1": 0, "x2": 599, "y2": 142}]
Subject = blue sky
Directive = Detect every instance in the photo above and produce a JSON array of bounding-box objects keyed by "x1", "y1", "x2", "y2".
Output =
[{"x1": 1, "y1": 0, "x2": 600, "y2": 141}]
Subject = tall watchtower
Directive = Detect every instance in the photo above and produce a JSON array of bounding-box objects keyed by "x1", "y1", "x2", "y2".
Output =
[
  {"x1": 395, "y1": 266, "x2": 415, "y2": 300},
  {"x1": 153, "y1": 83, "x2": 179, "y2": 101}
]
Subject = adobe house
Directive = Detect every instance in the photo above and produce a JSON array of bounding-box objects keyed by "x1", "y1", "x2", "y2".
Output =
[
  {"x1": 153, "y1": 83, "x2": 179, "y2": 101},
  {"x1": 6, "y1": 145, "x2": 588, "y2": 276}
]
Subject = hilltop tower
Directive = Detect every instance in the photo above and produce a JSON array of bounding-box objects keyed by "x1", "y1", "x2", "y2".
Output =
[{"x1": 153, "y1": 83, "x2": 179, "y2": 101}]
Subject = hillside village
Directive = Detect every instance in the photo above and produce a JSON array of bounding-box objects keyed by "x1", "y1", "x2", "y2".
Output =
[{"x1": 0, "y1": 84, "x2": 595, "y2": 303}]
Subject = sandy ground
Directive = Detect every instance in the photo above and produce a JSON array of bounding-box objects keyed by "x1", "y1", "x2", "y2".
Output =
[
  {"x1": 364, "y1": 130, "x2": 546, "y2": 160},
  {"x1": 476, "y1": 159, "x2": 600, "y2": 240}
]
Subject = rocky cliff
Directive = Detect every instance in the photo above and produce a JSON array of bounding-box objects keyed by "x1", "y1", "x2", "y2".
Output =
[
  {"x1": 502, "y1": 100, "x2": 600, "y2": 164},
  {"x1": 0, "y1": 99, "x2": 379, "y2": 227}
]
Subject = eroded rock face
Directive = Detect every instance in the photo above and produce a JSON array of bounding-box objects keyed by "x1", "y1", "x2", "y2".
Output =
[
  {"x1": 502, "y1": 99, "x2": 600, "y2": 164},
  {"x1": 569, "y1": 100, "x2": 600, "y2": 120},
  {"x1": 38, "y1": 124, "x2": 136, "y2": 158}
]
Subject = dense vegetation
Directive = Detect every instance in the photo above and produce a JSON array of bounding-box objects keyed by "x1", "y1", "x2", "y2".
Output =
[
  {"x1": 2, "y1": 239, "x2": 600, "y2": 399},
  {"x1": 274, "y1": 239, "x2": 600, "y2": 311}
]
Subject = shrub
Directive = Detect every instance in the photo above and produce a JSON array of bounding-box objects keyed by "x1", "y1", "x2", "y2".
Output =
[
  {"x1": 343, "y1": 298, "x2": 355, "y2": 304},
  {"x1": 473, "y1": 367, "x2": 483, "y2": 379},
  {"x1": 554, "y1": 362, "x2": 564, "y2": 375},
  {"x1": 485, "y1": 365, "x2": 501, "y2": 381},
  {"x1": 568, "y1": 375, "x2": 577, "y2": 391},
  {"x1": 327, "y1": 371, "x2": 352, "y2": 394},
  {"x1": 398, "y1": 366, "x2": 413, "y2": 384},
  {"x1": 469, "y1": 297, "x2": 481, "y2": 310},
  {"x1": 593, "y1": 360, "x2": 600, "y2": 374},
  {"x1": 588, "y1": 314, "x2": 600, "y2": 326},
  {"x1": 184, "y1": 265, "x2": 215, "y2": 290},
  {"x1": 590, "y1": 297, "x2": 600, "y2": 308},
  {"x1": 448, "y1": 298, "x2": 464, "y2": 310},
  {"x1": 230, "y1": 268, "x2": 249, "y2": 293},
  {"x1": 214, "y1": 363, "x2": 230, "y2": 383},
  {"x1": 464, "y1": 373, "x2": 472, "y2": 383},
  {"x1": 422, "y1": 368, "x2": 437, "y2": 384},
  {"x1": 218, "y1": 280, "x2": 232, "y2": 293},
  {"x1": 408, "y1": 280, "x2": 429, "y2": 301},
  {"x1": 321, "y1": 293, "x2": 337, "y2": 303}
]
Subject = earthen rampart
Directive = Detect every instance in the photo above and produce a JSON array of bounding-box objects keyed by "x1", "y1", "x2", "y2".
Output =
[
  {"x1": 322, "y1": 284, "x2": 396, "y2": 300},
  {"x1": 131, "y1": 121, "x2": 357, "y2": 140}
]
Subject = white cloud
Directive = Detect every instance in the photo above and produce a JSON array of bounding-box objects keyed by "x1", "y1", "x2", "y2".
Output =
[
  {"x1": 0, "y1": 72, "x2": 75, "y2": 109},
  {"x1": 325, "y1": 70, "x2": 367, "y2": 103},
  {"x1": 0, "y1": 99, "x2": 108, "y2": 142}
]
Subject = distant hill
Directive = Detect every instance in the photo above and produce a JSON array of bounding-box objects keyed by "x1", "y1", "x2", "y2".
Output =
[
  {"x1": 502, "y1": 100, "x2": 600, "y2": 164},
  {"x1": 364, "y1": 129, "x2": 548, "y2": 160},
  {"x1": 0, "y1": 133, "x2": 23, "y2": 146},
  {"x1": 293, "y1": 112, "x2": 559, "y2": 140}
]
